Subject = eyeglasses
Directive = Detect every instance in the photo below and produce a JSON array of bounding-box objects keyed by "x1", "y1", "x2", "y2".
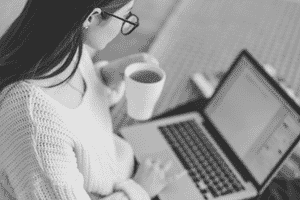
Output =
[{"x1": 102, "y1": 11, "x2": 139, "y2": 35}]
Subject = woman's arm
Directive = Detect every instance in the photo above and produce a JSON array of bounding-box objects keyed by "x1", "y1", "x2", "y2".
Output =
[
  {"x1": 26, "y1": 121, "x2": 133, "y2": 200},
  {"x1": 113, "y1": 135, "x2": 151, "y2": 200},
  {"x1": 8, "y1": 94, "x2": 137, "y2": 200}
]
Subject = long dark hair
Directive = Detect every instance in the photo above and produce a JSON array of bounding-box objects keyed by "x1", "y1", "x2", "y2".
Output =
[{"x1": 0, "y1": 0, "x2": 131, "y2": 93}]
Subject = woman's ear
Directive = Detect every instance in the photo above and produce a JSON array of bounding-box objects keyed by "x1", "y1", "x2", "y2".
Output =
[{"x1": 83, "y1": 8, "x2": 102, "y2": 29}]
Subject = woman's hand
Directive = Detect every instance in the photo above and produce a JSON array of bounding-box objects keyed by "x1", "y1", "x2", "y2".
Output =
[
  {"x1": 95, "y1": 53, "x2": 159, "y2": 91},
  {"x1": 133, "y1": 158, "x2": 187, "y2": 198}
]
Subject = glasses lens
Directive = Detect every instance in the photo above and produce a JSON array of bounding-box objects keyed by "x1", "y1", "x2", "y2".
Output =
[{"x1": 122, "y1": 15, "x2": 138, "y2": 34}]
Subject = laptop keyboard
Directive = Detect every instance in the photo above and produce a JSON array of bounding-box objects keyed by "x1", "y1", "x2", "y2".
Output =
[{"x1": 158, "y1": 119, "x2": 245, "y2": 199}]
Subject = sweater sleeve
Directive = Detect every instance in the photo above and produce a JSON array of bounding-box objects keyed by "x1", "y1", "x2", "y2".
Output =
[
  {"x1": 27, "y1": 101, "x2": 137, "y2": 200},
  {"x1": 112, "y1": 135, "x2": 151, "y2": 200},
  {"x1": 0, "y1": 84, "x2": 133, "y2": 200}
]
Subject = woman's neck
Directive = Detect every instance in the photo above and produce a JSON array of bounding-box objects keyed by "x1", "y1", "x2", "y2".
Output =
[{"x1": 84, "y1": 44, "x2": 97, "y2": 61}]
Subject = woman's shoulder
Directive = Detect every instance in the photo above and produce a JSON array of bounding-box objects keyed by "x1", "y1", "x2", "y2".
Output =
[
  {"x1": 0, "y1": 81, "x2": 60, "y2": 124},
  {"x1": 0, "y1": 81, "x2": 35, "y2": 112},
  {"x1": 0, "y1": 81, "x2": 75, "y2": 145}
]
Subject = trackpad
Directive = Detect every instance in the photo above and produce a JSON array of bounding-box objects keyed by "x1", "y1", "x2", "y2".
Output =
[{"x1": 121, "y1": 124, "x2": 185, "y2": 174}]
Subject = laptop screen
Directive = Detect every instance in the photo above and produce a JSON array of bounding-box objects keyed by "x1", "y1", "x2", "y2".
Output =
[{"x1": 205, "y1": 53, "x2": 300, "y2": 185}]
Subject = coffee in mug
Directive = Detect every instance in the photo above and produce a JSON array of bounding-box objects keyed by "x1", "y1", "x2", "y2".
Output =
[{"x1": 130, "y1": 70, "x2": 162, "y2": 83}]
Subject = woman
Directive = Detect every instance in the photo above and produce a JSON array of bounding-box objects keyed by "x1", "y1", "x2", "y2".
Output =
[{"x1": 0, "y1": 0, "x2": 184, "y2": 199}]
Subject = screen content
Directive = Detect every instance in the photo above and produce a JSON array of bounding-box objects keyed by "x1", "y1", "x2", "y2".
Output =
[{"x1": 206, "y1": 56, "x2": 300, "y2": 184}]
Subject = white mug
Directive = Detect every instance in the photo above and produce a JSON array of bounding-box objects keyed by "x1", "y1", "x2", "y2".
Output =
[{"x1": 125, "y1": 62, "x2": 166, "y2": 120}]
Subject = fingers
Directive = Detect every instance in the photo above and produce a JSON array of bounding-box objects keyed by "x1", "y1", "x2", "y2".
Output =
[
  {"x1": 146, "y1": 159, "x2": 170, "y2": 169},
  {"x1": 161, "y1": 160, "x2": 173, "y2": 172},
  {"x1": 144, "y1": 158, "x2": 178, "y2": 175},
  {"x1": 143, "y1": 158, "x2": 187, "y2": 186},
  {"x1": 175, "y1": 170, "x2": 188, "y2": 179},
  {"x1": 166, "y1": 170, "x2": 188, "y2": 183}
]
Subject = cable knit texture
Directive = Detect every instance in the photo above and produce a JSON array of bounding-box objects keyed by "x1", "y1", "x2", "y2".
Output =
[{"x1": 0, "y1": 46, "x2": 150, "y2": 200}]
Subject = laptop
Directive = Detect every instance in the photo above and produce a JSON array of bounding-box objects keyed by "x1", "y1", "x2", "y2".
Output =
[{"x1": 120, "y1": 49, "x2": 300, "y2": 200}]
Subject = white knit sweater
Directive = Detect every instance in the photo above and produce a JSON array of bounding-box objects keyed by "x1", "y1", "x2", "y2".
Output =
[{"x1": 0, "y1": 47, "x2": 150, "y2": 200}]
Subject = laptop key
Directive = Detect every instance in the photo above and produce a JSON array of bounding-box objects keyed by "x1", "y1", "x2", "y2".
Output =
[
  {"x1": 205, "y1": 192, "x2": 214, "y2": 200},
  {"x1": 198, "y1": 180, "x2": 207, "y2": 190},
  {"x1": 207, "y1": 185, "x2": 218, "y2": 197},
  {"x1": 221, "y1": 189, "x2": 232, "y2": 196}
]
